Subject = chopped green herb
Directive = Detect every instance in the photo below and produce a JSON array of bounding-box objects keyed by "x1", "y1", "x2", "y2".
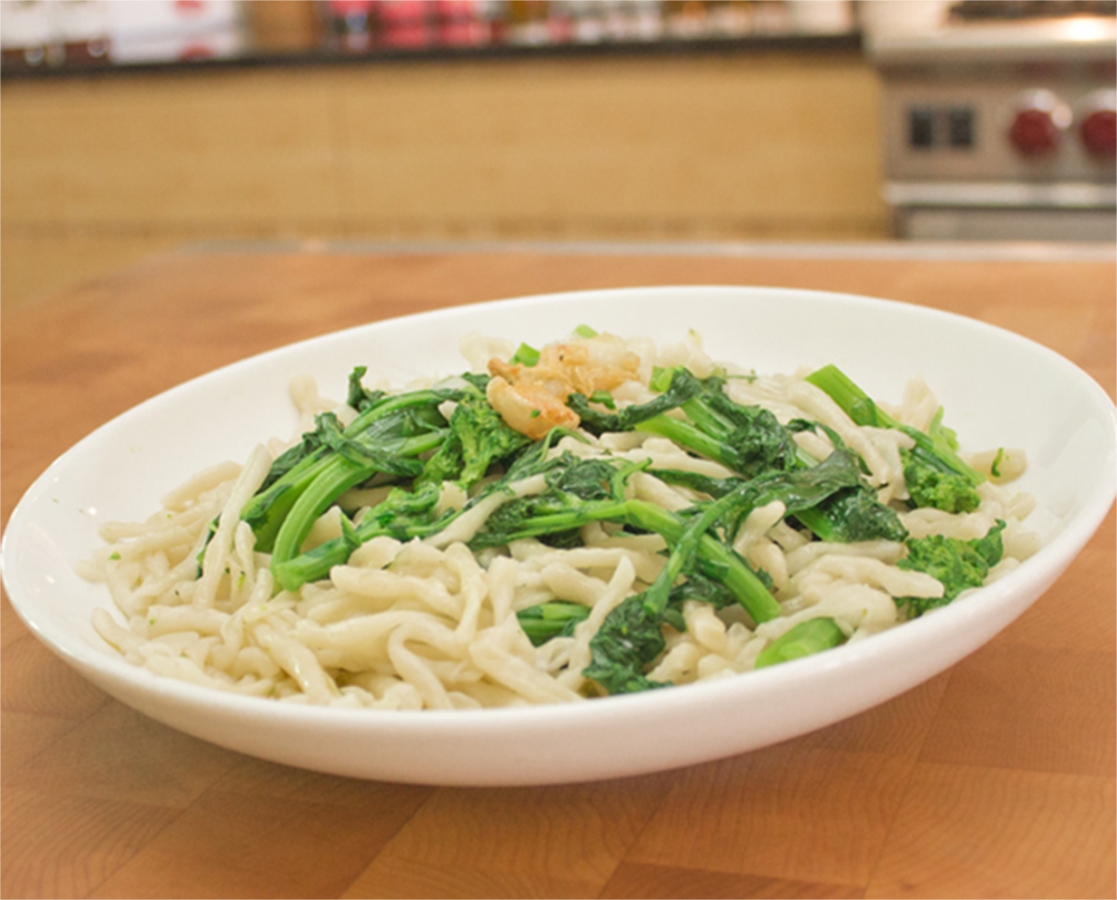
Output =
[
  {"x1": 587, "y1": 390, "x2": 616, "y2": 410},
  {"x1": 509, "y1": 342, "x2": 541, "y2": 367},
  {"x1": 991, "y1": 447, "x2": 1004, "y2": 479}
]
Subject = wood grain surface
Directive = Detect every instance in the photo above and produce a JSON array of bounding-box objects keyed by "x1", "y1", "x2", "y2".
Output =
[{"x1": 2, "y1": 245, "x2": 1114, "y2": 899}]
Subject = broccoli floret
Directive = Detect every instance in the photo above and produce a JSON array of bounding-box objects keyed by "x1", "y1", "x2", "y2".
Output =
[
  {"x1": 896, "y1": 520, "x2": 1006, "y2": 616},
  {"x1": 416, "y1": 386, "x2": 530, "y2": 490},
  {"x1": 900, "y1": 404, "x2": 981, "y2": 512},
  {"x1": 902, "y1": 448, "x2": 982, "y2": 514}
]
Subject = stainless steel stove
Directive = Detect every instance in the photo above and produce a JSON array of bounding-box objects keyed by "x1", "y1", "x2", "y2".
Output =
[{"x1": 867, "y1": 0, "x2": 1116, "y2": 241}]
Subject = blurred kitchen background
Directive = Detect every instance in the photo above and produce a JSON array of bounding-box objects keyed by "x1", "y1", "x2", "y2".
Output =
[{"x1": 2, "y1": 0, "x2": 1115, "y2": 308}]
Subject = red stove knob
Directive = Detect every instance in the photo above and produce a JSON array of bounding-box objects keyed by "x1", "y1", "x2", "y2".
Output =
[
  {"x1": 1010, "y1": 108, "x2": 1061, "y2": 156},
  {"x1": 1008, "y1": 90, "x2": 1070, "y2": 158},
  {"x1": 1080, "y1": 93, "x2": 1117, "y2": 159}
]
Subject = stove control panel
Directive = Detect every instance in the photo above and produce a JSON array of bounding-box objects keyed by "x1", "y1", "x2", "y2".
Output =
[
  {"x1": 885, "y1": 73, "x2": 1117, "y2": 183},
  {"x1": 870, "y1": 13, "x2": 1115, "y2": 232}
]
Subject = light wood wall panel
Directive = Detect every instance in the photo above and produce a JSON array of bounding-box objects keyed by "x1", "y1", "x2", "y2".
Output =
[
  {"x1": 1, "y1": 69, "x2": 343, "y2": 229},
  {"x1": 336, "y1": 53, "x2": 886, "y2": 237},
  {"x1": 1, "y1": 51, "x2": 887, "y2": 307}
]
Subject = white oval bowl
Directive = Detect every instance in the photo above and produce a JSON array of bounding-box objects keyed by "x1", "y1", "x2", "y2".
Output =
[{"x1": 4, "y1": 286, "x2": 1114, "y2": 785}]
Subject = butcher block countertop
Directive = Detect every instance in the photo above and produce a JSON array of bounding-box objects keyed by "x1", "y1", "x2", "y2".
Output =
[{"x1": 2, "y1": 242, "x2": 1114, "y2": 899}]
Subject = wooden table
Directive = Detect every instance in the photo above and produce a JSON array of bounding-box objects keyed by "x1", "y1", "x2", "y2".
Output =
[{"x1": 3, "y1": 243, "x2": 1114, "y2": 899}]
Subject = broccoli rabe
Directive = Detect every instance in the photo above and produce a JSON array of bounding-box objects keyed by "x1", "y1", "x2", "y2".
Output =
[
  {"x1": 225, "y1": 342, "x2": 1011, "y2": 697},
  {"x1": 542, "y1": 367, "x2": 913, "y2": 691},
  {"x1": 415, "y1": 385, "x2": 531, "y2": 490},
  {"x1": 583, "y1": 575, "x2": 737, "y2": 695},
  {"x1": 468, "y1": 453, "x2": 783, "y2": 628},
  {"x1": 517, "y1": 600, "x2": 591, "y2": 646},
  {"x1": 803, "y1": 485, "x2": 909, "y2": 544},
  {"x1": 471, "y1": 454, "x2": 629, "y2": 550},
  {"x1": 582, "y1": 483, "x2": 792, "y2": 694},
  {"x1": 266, "y1": 406, "x2": 450, "y2": 572},
  {"x1": 754, "y1": 617, "x2": 847, "y2": 669},
  {"x1": 241, "y1": 388, "x2": 453, "y2": 555},
  {"x1": 224, "y1": 372, "x2": 534, "y2": 592},
  {"x1": 276, "y1": 426, "x2": 576, "y2": 590},
  {"x1": 901, "y1": 451, "x2": 982, "y2": 514},
  {"x1": 614, "y1": 370, "x2": 906, "y2": 546},
  {"x1": 566, "y1": 366, "x2": 705, "y2": 436},
  {"x1": 896, "y1": 520, "x2": 1006, "y2": 616},
  {"x1": 345, "y1": 366, "x2": 387, "y2": 413},
  {"x1": 614, "y1": 368, "x2": 800, "y2": 479},
  {"x1": 270, "y1": 481, "x2": 454, "y2": 592},
  {"x1": 583, "y1": 594, "x2": 673, "y2": 694},
  {"x1": 653, "y1": 447, "x2": 906, "y2": 546},
  {"x1": 805, "y1": 364, "x2": 984, "y2": 515}
]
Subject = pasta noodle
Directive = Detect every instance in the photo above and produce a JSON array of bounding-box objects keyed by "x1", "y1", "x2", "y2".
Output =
[{"x1": 81, "y1": 329, "x2": 1040, "y2": 709}]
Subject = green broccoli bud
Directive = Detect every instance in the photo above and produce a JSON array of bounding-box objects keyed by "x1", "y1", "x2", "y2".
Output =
[
  {"x1": 902, "y1": 448, "x2": 982, "y2": 514},
  {"x1": 896, "y1": 520, "x2": 1006, "y2": 616}
]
